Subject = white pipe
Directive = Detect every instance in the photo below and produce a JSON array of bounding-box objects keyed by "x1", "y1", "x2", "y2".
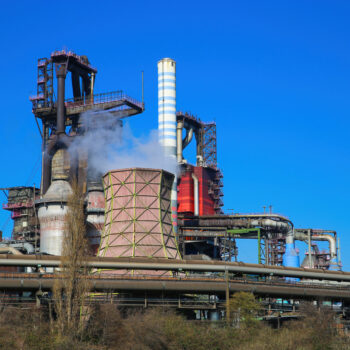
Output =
[
  {"x1": 295, "y1": 231, "x2": 337, "y2": 261},
  {"x1": 182, "y1": 128, "x2": 194, "y2": 149},
  {"x1": 0, "y1": 247, "x2": 23, "y2": 255},
  {"x1": 308, "y1": 229, "x2": 313, "y2": 268},
  {"x1": 312, "y1": 234, "x2": 337, "y2": 260},
  {"x1": 176, "y1": 120, "x2": 183, "y2": 163},
  {"x1": 192, "y1": 173, "x2": 199, "y2": 216},
  {"x1": 286, "y1": 228, "x2": 294, "y2": 245},
  {"x1": 0, "y1": 242, "x2": 34, "y2": 254},
  {"x1": 91, "y1": 72, "x2": 95, "y2": 102},
  {"x1": 249, "y1": 219, "x2": 290, "y2": 231}
]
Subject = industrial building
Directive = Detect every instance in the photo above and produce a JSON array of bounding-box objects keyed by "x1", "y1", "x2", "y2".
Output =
[{"x1": 0, "y1": 50, "x2": 346, "y2": 320}]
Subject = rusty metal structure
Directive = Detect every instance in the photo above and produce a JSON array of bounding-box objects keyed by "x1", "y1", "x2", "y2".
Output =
[
  {"x1": 28, "y1": 49, "x2": 145, "y2": 255},
  {"x1": 1, "y1": 187, "x2": 40, "y2": 246},
  {"x1": 201, "y1": 122, "x2": 218, "y2": 168},
  {"x1": 30, "y1": 50, "x2": 144, "y2": 195},
  {"x1": 176, "y1": 112, "x2": 220, "y2": 168},
  {"x1": 176, "y1": 112, "x2": 223, "y2": 219},
  {"x1": 98, "y1": 168, "x2": 180, "y2": 270}
]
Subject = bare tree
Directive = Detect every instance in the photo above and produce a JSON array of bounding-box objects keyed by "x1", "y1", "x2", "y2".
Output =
[{"x1": 53, "y1": 179, "x2": 90, "y2": 338}]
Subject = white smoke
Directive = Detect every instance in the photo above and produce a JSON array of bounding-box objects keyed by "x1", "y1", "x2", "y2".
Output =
[{"x1": 68, "y1": 110, "x2": 178, "y2": 178}]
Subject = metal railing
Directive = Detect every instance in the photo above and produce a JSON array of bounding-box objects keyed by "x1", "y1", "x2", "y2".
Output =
[
  {"x1": 51, "y1": 50, "x2": 97, "y2": 72},
  {"x1": 2, "y1": 201, "x2": 34, "y2": 210},
  {"x1": 228, "y1": 212, "x2": 290, "y2": 219},
  {"x1": 64, "y1": 91, "x2": 143, "y2": 110}
]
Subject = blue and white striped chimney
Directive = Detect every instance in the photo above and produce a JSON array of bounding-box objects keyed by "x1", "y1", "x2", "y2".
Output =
[{"x1": 158, "y1": 58, "x2": 177, "y2": 232}]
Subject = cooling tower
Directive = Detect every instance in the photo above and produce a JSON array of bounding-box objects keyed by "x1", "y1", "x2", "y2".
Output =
[{"x1": 98, "y1": 168, "x2": 180, "y2": 264}]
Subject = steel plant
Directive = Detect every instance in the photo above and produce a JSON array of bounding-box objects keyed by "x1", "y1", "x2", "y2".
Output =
[{"x1": 0, "y1": 50, "x2": 348, "y2": 325}]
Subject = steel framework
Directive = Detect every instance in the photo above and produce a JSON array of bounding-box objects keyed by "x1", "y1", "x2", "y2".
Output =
[
  {"x1": 1, "y1": 187, "x2": 40, "y2": 247},
  {"x1": 29, "y1": 50, "x2": 144, "y2": 196},
  {"x1": 29, "y1": 58, "x2": 54, "y2": 110},
  {"x1": 176, "y1": 112, "x2": 224, "y2": 214},
  {"x1": 265, "y1": 236, "x2": 286, "y2": 266},
  {"x1": 202, "y1": 123, "x2": 217, "y2": 167}
]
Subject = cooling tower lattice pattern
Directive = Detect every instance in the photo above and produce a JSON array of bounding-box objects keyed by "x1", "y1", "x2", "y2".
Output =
[{"x1": 98, "y1": 168, "x2": 180, "y2": 260}]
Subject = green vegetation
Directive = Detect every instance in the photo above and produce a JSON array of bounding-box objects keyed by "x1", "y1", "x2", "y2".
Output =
[{"x1": 229, "y1": 291, "x2": 261, "y2": 327}]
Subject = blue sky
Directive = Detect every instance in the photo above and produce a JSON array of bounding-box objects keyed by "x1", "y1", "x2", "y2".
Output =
[{"x1": 0, "y1": 1, "x2": 349, "y2": 268}]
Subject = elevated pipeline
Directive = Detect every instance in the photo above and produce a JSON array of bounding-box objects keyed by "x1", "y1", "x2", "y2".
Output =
[
  {"x1": 178, "y1": 213, "x2": 292, "y2": 232},
  {"x1": 295, "y1": 229, "x2": 338, "y2": 265},
  {"x1": 0, "y1": 255, "x2": 349, "y2": 282},
  {"x1": 0, "y1": 275, "x2": 349, "y2": 300}
]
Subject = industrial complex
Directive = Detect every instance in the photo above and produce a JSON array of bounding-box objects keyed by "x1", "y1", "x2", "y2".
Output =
[{"x1": 0, "y1": 50, "x2": 348, "y2": 322}]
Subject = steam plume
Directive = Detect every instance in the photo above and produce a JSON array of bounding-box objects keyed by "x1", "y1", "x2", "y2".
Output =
[{"x1": 69, "y1": 111, "x2": 178, "y2": 178}]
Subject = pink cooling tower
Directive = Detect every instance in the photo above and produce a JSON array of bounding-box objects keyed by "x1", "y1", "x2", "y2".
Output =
[{"x1": 98, "y1": 168, "x2": 180, "y2": 267}]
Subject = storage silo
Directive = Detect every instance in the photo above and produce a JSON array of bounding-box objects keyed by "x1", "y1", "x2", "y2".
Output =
[
  {"x1": 37, "y1": 148, "x2": 72, "y2": 255},
  {"x1": 98, "y1": 168, "x2": 180, "y2": 271}
]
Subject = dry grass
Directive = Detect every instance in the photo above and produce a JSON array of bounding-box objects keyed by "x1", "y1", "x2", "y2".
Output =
[
  {"x1": 3, "y1": 183, "x2": 346, "y2": 349},
  {"x1": 0, "y1": 302, "x2": 347, "y2": 349}
]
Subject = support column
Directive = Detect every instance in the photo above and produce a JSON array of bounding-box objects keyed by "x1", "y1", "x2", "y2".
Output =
[
  {"x1": 55, "y1": 64, "x2": 67, "y2": 135},
  {"x1": 177, "y1": 120, "x2": 183, "y2": 163}
]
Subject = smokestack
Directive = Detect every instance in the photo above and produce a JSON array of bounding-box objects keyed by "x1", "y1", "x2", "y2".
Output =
[
  {"x1": 158, "y1": 58, "x2": 177, "y2": 232},
  {"x1": 56, "y1": 64, "x2": 67, "y2": 134},
  {"x1": 42, "y1": 62, "x2": 69, "y2": 194}
]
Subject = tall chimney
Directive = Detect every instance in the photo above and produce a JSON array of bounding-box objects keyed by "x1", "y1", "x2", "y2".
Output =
[
  {"x1": 158, "y1": 58, "x2": 178, "y2": 233},
  {"x1": 56, "y1": 64, "x2": 67, "y2": 134}
]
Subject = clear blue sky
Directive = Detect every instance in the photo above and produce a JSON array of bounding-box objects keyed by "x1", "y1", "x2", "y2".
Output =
[{"x1": 0, "y1": 1, "x2": 349, "y2": 268}]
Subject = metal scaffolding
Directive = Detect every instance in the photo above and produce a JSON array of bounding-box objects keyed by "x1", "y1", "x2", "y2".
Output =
[{"x1": 29, "y1": 58, "x2": 54, "y2": 110}]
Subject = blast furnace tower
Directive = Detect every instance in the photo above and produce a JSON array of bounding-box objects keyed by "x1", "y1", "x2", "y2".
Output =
[{"x1": 29, "y1": 49, "x2": 144, "y2": 254}]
